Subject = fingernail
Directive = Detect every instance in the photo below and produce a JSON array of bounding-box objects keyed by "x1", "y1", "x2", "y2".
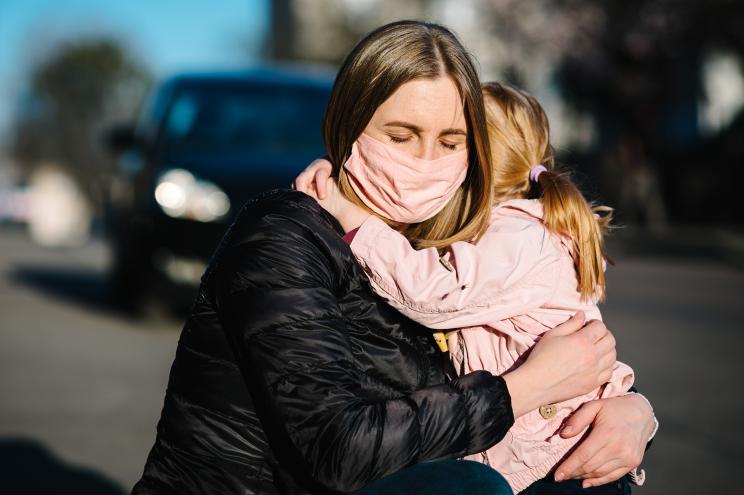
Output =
[
  {"x1": 561, "y1": 426, "x2": 573, "y2": 435},
  {"x1": 554, "y1": 471, "x2": 564, "y2": 481},
  {"x1": 582, "y1": 481, "x2": 592, "y2": 489}
]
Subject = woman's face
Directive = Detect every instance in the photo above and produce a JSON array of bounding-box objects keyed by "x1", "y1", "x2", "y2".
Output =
[{"x1": 363, "y1": 76, "x2": 467, "y2": 160}]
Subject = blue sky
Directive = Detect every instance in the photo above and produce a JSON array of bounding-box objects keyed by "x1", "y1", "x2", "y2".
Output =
[{"x1": 0, "y1": 0, "x2": 270, "y2": 141}]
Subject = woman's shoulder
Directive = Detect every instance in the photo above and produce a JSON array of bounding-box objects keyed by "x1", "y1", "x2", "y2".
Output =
[
  {"x1": 203, "y1": 189, "x2": 351, "y2": 290},
  {"x1": 235, "y1": 188, "x2": 336, "y2": 227},
  {"x1": 226, "y1": 189, "x2": 343, "y2": 247}
]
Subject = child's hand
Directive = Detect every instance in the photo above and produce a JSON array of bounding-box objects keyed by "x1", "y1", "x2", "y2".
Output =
[
  {"x1": 316, "y1": 178, "x2": 370, "y2": 233},
  {"x1": 294, "y1": 158, "x2": 370, "y2": 232},
  {"x1": 294, "y1": 158, "x2": 334, "y2": 200},
  {"x1": 315, "y1": 177, "x2": 346, "y2": 217}
]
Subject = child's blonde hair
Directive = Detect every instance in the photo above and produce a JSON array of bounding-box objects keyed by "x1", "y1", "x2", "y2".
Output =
[{"x1": 482, "y1": 82, "x2": 612, "y2": 301}]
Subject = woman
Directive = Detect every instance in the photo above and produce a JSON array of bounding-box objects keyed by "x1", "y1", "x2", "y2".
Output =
[{"x1": 133, "y1": 21, "x2": 654, "y2": 495}]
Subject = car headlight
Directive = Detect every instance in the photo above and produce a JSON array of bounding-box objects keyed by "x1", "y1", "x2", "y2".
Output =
[{"x1": 154, "y1": 168, "x2": 230, "y2": 222}]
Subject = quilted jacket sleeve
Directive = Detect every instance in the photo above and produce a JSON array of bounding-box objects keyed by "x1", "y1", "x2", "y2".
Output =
[{"x1": 211, "y1": 194, "x2": 514, "y2": 493}]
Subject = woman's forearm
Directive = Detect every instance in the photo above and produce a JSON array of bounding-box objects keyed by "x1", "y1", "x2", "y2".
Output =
[{"x1": 502, "y1": 366, "x2": 551, "y2": 418}]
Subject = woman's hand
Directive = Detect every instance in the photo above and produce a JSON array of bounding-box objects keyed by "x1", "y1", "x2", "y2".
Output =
[
  {"x1": 503, "y1": 312, "x2": 616, "y2": 418},
  {"x1": 554, "y1": 393, "x2": 656, "y2": 487},
  {"x1": 294, "y1": 158, "x2": 334, "y2": 199}
]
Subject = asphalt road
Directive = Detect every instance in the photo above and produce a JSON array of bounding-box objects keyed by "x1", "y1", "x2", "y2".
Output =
[{"x1": 0, "y1": 225, "x2": 741, "y2": 494}]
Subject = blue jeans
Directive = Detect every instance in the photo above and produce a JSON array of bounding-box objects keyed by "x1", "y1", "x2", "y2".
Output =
[{"x1": 351, "y1": 460, "x2": 513, "y2": 495}]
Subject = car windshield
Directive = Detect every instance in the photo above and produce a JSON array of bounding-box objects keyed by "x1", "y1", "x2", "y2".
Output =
[{"x1": 162, "y1": 82, "x2": 329, "y2": 156}]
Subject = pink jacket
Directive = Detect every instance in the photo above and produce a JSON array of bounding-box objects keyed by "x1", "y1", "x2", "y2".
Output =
[{"x1": 348, "y1": 198, "x2": 635, "y2": 493}]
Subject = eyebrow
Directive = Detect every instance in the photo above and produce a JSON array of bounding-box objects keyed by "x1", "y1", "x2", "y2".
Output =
[
  {"x1": 384, "y1": 121, "x2": 467, "y2": 137},
  {"x1": 384, "y1": 121, "x2": 422, "y2": 133},
  {"x1": 440, "y1": 128, "x2": 467, "y2": 137}
]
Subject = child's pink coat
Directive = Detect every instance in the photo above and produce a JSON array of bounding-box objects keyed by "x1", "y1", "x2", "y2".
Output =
[{"x1": 348, "y1": 198, "x2": 634, "y2": 493}]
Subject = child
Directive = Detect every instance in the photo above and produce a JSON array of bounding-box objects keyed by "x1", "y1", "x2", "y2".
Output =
[{"x1": 296, "y1": 82, "x2": 642, "y2": 493}]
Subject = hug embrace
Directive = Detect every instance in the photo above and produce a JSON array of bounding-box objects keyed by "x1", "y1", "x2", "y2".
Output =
[{"x1": 133, "y1": 20, "x2": 657, "y2": 495}]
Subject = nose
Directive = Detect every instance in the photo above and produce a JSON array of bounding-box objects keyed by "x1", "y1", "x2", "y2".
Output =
[{"x1": 412, "y1": 137, "x2": 438, "y2": 160}]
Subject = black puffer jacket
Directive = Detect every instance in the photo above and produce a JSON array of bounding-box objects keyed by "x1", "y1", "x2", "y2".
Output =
[{"x1": 132, "y1": 190, "x2": 514, "y2": 495}]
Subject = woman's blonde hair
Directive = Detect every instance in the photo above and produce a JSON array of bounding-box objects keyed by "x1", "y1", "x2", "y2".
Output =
[
  {"x1": 482, "y1": 82, "x2": 613, "y2": 301},
  {"x1": 323, "y1": 20, "x2": 493, "y2": 249}
]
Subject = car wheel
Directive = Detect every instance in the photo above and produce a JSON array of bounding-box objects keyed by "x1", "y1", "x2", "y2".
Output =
[{"x1": 107, "y1": 224, "x2": 154, "y2": 315}]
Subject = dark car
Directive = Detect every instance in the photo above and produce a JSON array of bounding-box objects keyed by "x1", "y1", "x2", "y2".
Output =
[{"x1": 104, "y1": 67, "x2": 333, "y2": 312}]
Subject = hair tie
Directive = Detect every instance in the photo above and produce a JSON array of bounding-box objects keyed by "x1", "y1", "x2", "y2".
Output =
[{"x1": 529, "y1": 165, "x2": 548, "y2": 182}]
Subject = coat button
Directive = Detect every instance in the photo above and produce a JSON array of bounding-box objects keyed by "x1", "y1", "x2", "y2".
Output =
[{"x1": 539, "y1": 404, "x2": 557, "y2": 419}]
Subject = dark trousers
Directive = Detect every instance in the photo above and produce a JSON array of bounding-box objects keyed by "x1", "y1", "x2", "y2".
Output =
[
  {"x1": 351, "y1": 459, "x2": 513, "y2": 495},
  {"x1": 521, "y1": 474, "x2": 632, "y2": 495}
]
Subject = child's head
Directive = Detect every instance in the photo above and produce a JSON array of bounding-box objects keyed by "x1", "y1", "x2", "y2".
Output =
[
  {"x1": 481, "y1": 82, "x2": 554, "y2": 203},
  {"x1": 482, "y1": 82, "x2": 612, "y2": 301}
]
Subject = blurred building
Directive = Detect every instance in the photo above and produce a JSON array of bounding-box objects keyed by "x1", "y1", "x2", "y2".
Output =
[
  {"x1": 269, "y1": 0, "x2": 613, "y2": 149},
  {"x1": 268, "y1": 0, "x2": 744, "y2": 228}
]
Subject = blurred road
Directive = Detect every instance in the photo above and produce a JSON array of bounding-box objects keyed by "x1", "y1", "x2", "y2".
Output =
[
  {"x1": 0, "y1": 225, "x2": 742, "y2": 493},
  {"x1": 0, "y1": 226, "x2": 179, "y2": 493}
]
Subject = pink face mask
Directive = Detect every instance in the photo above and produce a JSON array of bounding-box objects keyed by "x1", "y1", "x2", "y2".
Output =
[{"x1": 343, "y1": 133, "x2": 469, "y2": 223}]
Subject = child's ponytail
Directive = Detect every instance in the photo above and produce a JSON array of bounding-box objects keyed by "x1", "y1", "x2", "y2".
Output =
[
  {"x1": 482, "y1": 82, "x2": 612, "y2": 302},
  {"x1": 534, "y1": 168, "x2": 612, "y2": 302}
]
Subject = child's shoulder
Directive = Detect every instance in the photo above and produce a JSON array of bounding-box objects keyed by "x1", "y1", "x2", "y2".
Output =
[
  {"x1": 487, "y1": 199, "x2": 569, "y2": 253},
  {"x1": 489, "y1": 199, "x2": 545, "y2": 230}
]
